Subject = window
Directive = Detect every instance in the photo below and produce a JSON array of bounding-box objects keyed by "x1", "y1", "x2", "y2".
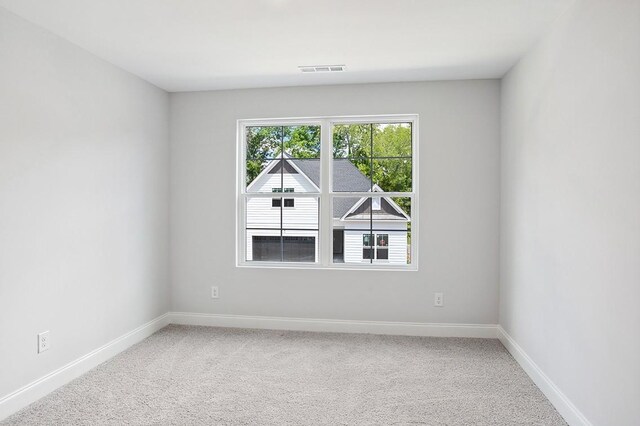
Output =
[
  {"x1": 272, "y1": 188, "x2": 294, "y2": 208},
  {"x1": 376, "y1": 234, "x2": 389, "y2": 260},
  {"x1": 362, "y1": 233, "x2": 389, "y2": 261},
  {"x1": 238, "y1": 115, "x2": 417, "y2": 269}
]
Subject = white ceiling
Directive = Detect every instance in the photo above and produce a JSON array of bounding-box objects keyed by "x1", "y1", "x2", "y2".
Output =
[{"x1": 0, "y1": 0, "x2": 574, "y2": 92}]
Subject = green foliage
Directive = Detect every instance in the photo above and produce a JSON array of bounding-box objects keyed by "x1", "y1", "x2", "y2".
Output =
[
  {"x1": 245, "y1": 125, "x2": 320, "y2": 185},
  {"x1": 285, "y1": 126, "x2": 321, "y2": 158},
  {"x1": 333, "y1": 124, "x2": 371, "y2": 158},
  {"x1": 245, "y1": 126, "x2": 281, "y2": 185},
  {"x1": 334, "y1": 123, "x2": 412, "y2": 215}
]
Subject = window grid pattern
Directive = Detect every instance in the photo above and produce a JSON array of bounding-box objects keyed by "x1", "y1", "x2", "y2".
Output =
[
  {"x1": 240, "y1": 116, "x2": 416, "y2": 269},
  {"x1": 332, "y1": 123, "x2": 412, "y2": 264},
  {"x1": 245, "y1": 126, "x2": 320, "y2": 262}
]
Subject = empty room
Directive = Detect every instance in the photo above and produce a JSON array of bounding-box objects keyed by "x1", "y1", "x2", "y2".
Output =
[{"x1": 0, "y1": 0, "x2": 638, "y2": 425}]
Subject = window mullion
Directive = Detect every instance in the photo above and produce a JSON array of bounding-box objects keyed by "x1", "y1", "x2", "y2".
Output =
[{"x1": 320, "y1": 119, "x2": 332, "y2": 266}]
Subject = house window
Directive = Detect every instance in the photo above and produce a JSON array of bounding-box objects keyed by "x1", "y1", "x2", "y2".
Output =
[
  {"x1": 272, "y1": 188, "x2": 294, "y2": 208},
  {"x1": 238, "y1": 115, "x2": 417, "y2": 269},
  {"x1": 376, "y1": 234, "x2": 389, "y2": 260},
  {"x1": 363, "y1": 233, "x2": 374, "y2": 259},
  {"x1": 362, "y1": 233, "x2": 389, "y2": 261},
  {"x1": 372, "y1": 197, "x2": 381, "y2": 210}
]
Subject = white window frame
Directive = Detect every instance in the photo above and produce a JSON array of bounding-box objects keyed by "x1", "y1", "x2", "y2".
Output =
[{"x1": 236, "y1": 114, "x2": 419, "y2": 271}]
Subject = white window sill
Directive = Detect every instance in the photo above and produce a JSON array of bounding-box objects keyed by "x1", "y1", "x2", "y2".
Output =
[{"x1": 236, "y1": 262, "x2": 418, "y2": 272}]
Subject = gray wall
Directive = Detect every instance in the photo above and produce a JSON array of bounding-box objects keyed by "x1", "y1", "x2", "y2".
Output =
[
  {"x1": 0, "y1": 9, "x2": 170, "y2": 398},
  {"x1": 170, "y1": 80, "x2": 500, "y2": 324},
  {"x1": 500, "y1": 0, "x2": 640, "y2": 424}
]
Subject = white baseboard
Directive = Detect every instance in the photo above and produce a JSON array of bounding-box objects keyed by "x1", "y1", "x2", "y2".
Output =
[
  {"x1": 497, "y1": 326, "x2": 591, "y2": 426},
  {"x1": 0, "y1": 313, "x2": 170, "y2": 421},
  {"x1": 169, "y1": 312, "x2": 498, "y2": 338}
]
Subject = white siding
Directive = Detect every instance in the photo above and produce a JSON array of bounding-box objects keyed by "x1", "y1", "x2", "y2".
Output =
[
  {"x1": 246, "y1": 159, "x2": 408, "y2": 264},
  {"x1": 246, "y1": 197, "x2": 319, "y2": 229},
  {"x1": 342, "y1": 221, "x2": 408, "y2": 265},
  {"x1": 245, "y1": 160, "x2": 320, "y2": 262}
]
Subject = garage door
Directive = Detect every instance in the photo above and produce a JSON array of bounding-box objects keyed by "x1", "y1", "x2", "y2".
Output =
[{"x1": 252, "y1": 236, "x2": 315, "y2": 262}]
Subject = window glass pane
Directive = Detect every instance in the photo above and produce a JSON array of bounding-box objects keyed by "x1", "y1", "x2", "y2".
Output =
[
  {"x1": 246, "y1": 126, "x2": 283, "y2": 160},
  {"x1": 246, "y1": 196, "x2": 318, "y2": 263},
  {"x1": 246, "y1": 197, "x2": 281, "y2": 230},
  {"x1": 376, "y1": 248, "x2": 389, "y2": 260},
  {"x1": 332, "y1": 123, "x2": 412, "y2": 193},
  {"x1": 251, "y1": 236, "x2": 282, "y2": 261},
  {"x1": 332, "y1": 157, "x2": 371, "y2": 192},
  {"x1": 283, "y1": 126, "x2": 321, "y2": 159},
  {"x1": 333, "y1": 124, "x2": 372, "y2": 158},
  {"x1": 388, "y1": 197, "x2": 412, "y2": 265},
  {"x1": 331, "y1": 196, "x2": 411, "y2": 265},
  {"x1": 247, "y1": 126, "x2": 320, "y2": 193},
  {"x1": 391, "y1": 197, "x2": 412, "y2": 220},
  {"x1": 248, "y1": 157, "x2": 319, "y2": 194},
  {"x1": 372, "y1": 123, "x2": 412, "y2": 158},
  {"x1": 249, "y1": 236, "x2": 317, "y2": 263},
  {"x1": 282, "y1": 197, "x2": 318, "y2": 230},
  {"x1": 283, "y1": 236, "x2": 316, "y2": 262},
  {"x1": 372, "y1": 158, "x2": 412, "y2": 192},
  {"x1": 363, "y1": 248, "x2": 374, "y2": 259}
]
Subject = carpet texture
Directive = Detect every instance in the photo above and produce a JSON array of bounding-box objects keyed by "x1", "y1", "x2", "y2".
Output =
[{"x1": 2, "y1": 325, "x2": 566, "y2": 425}]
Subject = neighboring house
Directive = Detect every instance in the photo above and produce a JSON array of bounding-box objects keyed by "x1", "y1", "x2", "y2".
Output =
[{"x1": 246, "y1": 155, "x2": 410, "y2": 264}]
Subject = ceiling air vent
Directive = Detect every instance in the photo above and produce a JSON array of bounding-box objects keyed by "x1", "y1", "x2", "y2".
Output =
[{"x1": 299, "y1": 65, "x2": 346, "y2": 73}]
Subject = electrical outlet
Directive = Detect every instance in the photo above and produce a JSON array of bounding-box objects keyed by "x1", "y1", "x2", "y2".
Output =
[
  {"x1": 211, "y1": 286, "x2": 219, "y2": 299},
  {"x1": 38, "y1": 331, "x2": 50, "y2": 353},
  {"x1": 434, "y1": 292, "x2": 444, "y2": 307}
]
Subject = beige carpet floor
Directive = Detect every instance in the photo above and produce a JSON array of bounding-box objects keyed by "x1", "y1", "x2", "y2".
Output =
[{"x1": 2, "y1": 325, "x2": 566, "y2": 425}]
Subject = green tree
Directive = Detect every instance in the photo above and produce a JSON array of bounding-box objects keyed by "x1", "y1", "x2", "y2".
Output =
[
  {"x1": 332, "y1": 124, "x2": 370, "y2": 158},
  {"x1": 245, "y1": 125, "x2": 321, "y2": 185},
  {"x1": 333, "y1": 123, "x2": 412, "y2": 215},
  {"x1": 245, "y1": 126, "x2": 282, "y2": 185},
  {"x1": 285, "y1": 126, "x2": 321, "y2": 158}
]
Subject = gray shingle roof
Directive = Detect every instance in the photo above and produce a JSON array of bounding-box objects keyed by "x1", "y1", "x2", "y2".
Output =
[
  {"x1": 290, "y1": 158, "x2": 371, "y2": 192},
  {"x1": 290, "y1": 159, "x2": 370, "y2": 218},
  {"x1": 288, "y1": 158, "x2": 407, "y2": 220}
]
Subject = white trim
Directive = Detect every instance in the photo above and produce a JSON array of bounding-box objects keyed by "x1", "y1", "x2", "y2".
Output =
[
  {"x1": 338, "y1": 194, "x2": 411, "y2": 222},
  {"x1": 246, "y1": 154, "x2": 320, "y2": 193},
  {"x1": 169, "y1": 312, "x2": 497, "y2": 338},
  {"x1": 233, "y1": 261, "x2": 418, "y2": 272},
  {"x1": 237, "y1": 114, "x2": 418, "y2": 270},
  {"x1": 0, "y1": 313, "x2": 170, "y2": 421},
  {"x1": 497, "y1": 326, "x2": 592, "y2": 426},
  {"x1": 239, "y1": 114, "x2": 414, "y2": 126}
]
